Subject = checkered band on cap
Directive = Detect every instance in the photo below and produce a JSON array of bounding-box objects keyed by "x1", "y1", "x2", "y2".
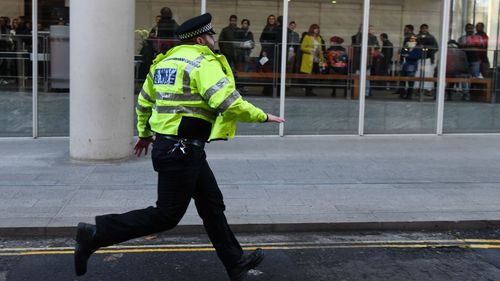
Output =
[{"x1": 178, "y1": 23, "x2": 214, "y2": 40}]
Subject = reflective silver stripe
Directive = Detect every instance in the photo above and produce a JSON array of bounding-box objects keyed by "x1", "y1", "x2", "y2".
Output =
[
  {"x1": 154, "y1": 105, "x2": 216, "y2": 120},
  {"x1": 156, "y1": 92, "x2": 202, "y2": 101},
  {"x1": 192, "y1": 55, "x2": 205, "y2": 66},
  {"x1": 136, "y1": 104, "x2": 152, "y2": 113},
  {"x1": 183, "y1": 68, "x2": 193, "y2": 94},
  {"x1": 204, "y1": 77, "x2": 230, "y2": 102},
  {"x1": 216, "y1": 90, "x2": 241, "y2": 113},
  {"x1": 148, "y1": 72, "x2": 154, "y2": 81},
  {"x1": 165, "y1": 56, "x2": 203, "y2": 68},
  {"x1": 140, "y1": 89, "x2": 155, "y2": 103},
  {"x1": 182, "y1": 55, "x2": 205, "y2": 94}
]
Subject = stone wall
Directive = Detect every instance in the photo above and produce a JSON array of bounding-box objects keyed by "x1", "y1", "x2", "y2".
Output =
[{"x1": 1, "y1": 0, "x2": 24, "y2": 20}]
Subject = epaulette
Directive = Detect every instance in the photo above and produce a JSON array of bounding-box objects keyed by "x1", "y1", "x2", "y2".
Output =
[
  {"x1": 203, "y1": 52, "x2": 217, "y2": 62},
  {"x1": 152, "y1": 52, "x2": 170, "y2": 66}
]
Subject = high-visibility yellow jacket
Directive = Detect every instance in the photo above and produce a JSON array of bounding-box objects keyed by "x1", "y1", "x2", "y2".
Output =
[{"x1": 136, "y1": 44, "x2": 267, "y2": 141}]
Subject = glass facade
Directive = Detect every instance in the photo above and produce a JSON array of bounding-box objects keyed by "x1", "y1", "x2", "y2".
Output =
[
  {"x1": 443, "y1": 0, "x2": 500, "y2": 133},
  {"x1": 1, "y1": 0, "x2": 32, "y2": 137},
  {"x1": 0, "y1": 0, "x2": 70, "y2": 137},
  {"x1": 364, "y1": 2, "x2": 442, "y2": 134},
  {"x1": 283, "y1": 1, "x2": 360, "y2": 135},
  {"x1": 1, "y1": 0, "x2": 499, "y2": 137}
]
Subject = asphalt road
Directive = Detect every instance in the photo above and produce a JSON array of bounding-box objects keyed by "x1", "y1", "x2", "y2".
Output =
[{"x1": 1, "y1": 230, "x2": 500, "y2": 281}]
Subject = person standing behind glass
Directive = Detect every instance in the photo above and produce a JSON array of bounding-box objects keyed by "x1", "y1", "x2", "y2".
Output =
[
  {"x1": 458, "y1": 23, "x2": 482, "y2": 78},
  {"x1": 234, "y1": 19, "x2": 254, "y2": 73},
  {"x1": 300, "y1": 24, "x2": 325, "y2": 96},
  {"x1": 351, "y1": 25, "x2": 379, "y2": 97},
  {"x1": 351, "y1": 25, "x2": 380, "y2": 73},
  {"x1": 156, "y1": 7, "x2": 179, "y2": 54},
  {"x1": 259, "y1": 15, "x2": 278, "y2": 96},
  {"x1": 149, "y1": 15, "x2": 162, "y2": 38},
  {"x1": 379, "y1": 33, "x2": 394, "y2": 90},
  {"x1": 446, "y1": 40, "x2": 470, "y2": 101},
  {"x1": 326, "y1": 36, "x2": 348, "y2": 97},
  {"x1": 287, "y1": 21, "x2": 300, "y2": 73},
  {"x1": 415, "y1": 24, "x2": 438, "y2": 96},
  {"x1": 399, "y1": 35, "x2": 422, "y2": 100},
  {"x1": 219, "y1": 15, "x2": 239, "y2": 69},
  {"x1": 393, "y1": 24, "x2": 415, "y2": 95},
  {"x1": 475, "y1": 22, "x2": 490, "y2": 78},
  {"x1": 139, "y1": 14, "x2": 163, "y2": 80},
  {"x1": 402, "y1": 25, "x2": 415, "y2": 47},
  {"x1": 157, "y1": 7, "x2": 178, "y2": 39},
  {"x1": 379, "y1": 33, "x2": 393, "y2": 76}
]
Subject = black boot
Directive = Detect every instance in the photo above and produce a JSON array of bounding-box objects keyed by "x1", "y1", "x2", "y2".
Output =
[
  {"x1": 227, "y1": 248, "x2": 265, "y2": 281},
  {"x1": 74, "y1": 222, "x2": 99, "y2": 276}
]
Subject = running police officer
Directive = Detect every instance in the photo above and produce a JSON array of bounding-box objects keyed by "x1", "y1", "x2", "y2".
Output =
[{"x1": 74, "y1": 13, "x2": 284, "y2": 281}]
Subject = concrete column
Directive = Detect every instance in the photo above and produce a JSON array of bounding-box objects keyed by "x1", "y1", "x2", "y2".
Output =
[{"x1": 70, "y1": 0, "x2": 135, "y2": 161}]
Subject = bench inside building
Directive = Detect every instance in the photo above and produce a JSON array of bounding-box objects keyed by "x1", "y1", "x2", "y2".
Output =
[{"x1": 235, "y1": 72, "x2": 493, "y2": 102}]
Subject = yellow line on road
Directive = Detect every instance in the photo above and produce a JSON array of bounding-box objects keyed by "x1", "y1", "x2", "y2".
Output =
[
  {"x1": 0, "y1": 244, "x2": 215, "y2": 252},
  {"x1": 2, "y1": 239, "x2": 499, "y2": 253},
  {"x1": 466, "y1": 244, "x2": 500, "y2": 249},
  {"x1": 1, "y1": 242, "x2": 499, "y2": 256},
  {"x1": 463, "y1": 239, "x2": 500, "y2": 243}
]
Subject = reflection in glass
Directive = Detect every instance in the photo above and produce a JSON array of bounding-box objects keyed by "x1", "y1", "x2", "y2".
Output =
[
  {"x1": 0, "y1": 10, "x2": 34, "y2": 136},
  {"x1": 4, "y1": 0, "x2": 498, "y2": 137},
  {"x1": 443, "y1": 0, "x2": 500, "y2": 133}
]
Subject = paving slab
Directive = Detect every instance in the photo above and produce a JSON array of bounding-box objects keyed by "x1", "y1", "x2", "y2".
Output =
[{"x1": 0, "y1": 135, "x2": 500, "y2": 236}]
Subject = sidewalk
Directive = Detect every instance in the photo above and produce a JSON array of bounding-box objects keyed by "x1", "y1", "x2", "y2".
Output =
[{"x1": 1, "y1": 135, "x2": 500, "y2": 236}]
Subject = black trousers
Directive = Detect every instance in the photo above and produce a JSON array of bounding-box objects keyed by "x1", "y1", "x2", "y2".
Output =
[{"x1": 95, "y1": 137, "x2": 243, "y2": 268}]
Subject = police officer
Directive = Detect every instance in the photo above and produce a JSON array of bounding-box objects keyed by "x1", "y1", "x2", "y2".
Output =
[{"x1": 74, "y1": 13, "x2": 284, "y2": 281}]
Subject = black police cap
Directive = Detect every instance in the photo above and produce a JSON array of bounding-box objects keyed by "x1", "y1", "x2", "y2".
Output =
[{"x1": 175, "y1": 13, "x2": 216, "y2": 40}]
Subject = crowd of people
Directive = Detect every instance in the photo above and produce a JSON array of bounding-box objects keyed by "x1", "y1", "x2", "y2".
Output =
[
  {"x1": 397, "y1": 22, "x2": 490, "y2": 101},
  {"x1": 0, "y1": 16, "x2": 34, "y2": 50},
  {"x1": 212, "y1": 14, "x2": 491, "y2": 99},
  {"x1": 205, "y1": 15, "x2": 424, "y2": 98},
  {"x1": 0, "y1": 16, "x2": 34, "y2": 85},
  {"x1": 0, "y1": 15, "x2": 66, "y2": 87},
  {"x1": 446, "y1": 22, "x2": 490, "y2": 101},
  {"x1": 135, "y1": 7, "x2": 495, "y2": 100},
  {"x1": 1, "y1": 8, "x2": 493, "y2": 101}
]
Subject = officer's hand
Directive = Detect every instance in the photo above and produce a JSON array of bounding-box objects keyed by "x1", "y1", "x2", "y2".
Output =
[
  {"x1": 266, "y1": 113, "x2": 285, "y2": 123},
  {"x1": 134, "y1": 137, "x2": 154, "y2": 157}
]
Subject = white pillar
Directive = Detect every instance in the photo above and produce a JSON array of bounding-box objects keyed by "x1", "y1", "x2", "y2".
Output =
[
  {"x1": 436, "y1": 0, "x2": 451, "y2": 135},
  {"x1": 70, "y1": 0, "x2": 135, "y2": 161},
  {"x1": 358, "y1": 0, "x2": 371, "y2": 136},
  {"x1": 201, "y1": 0, "x2": 206, "y2": 14},
  {"x1": 279, "y1": 0, "x2": 288, "y2": 137},
  {"x1": 32, "y1": 0, "x2": 38, "y2": 138}
]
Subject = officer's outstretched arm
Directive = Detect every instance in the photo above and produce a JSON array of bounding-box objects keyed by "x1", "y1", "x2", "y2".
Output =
[
  {"x1": 195, "y1": 61, "x2": 283, "y2": 123},
  {"x1": 266, "y1": 113, "x2": 285, "y2": 123}
]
